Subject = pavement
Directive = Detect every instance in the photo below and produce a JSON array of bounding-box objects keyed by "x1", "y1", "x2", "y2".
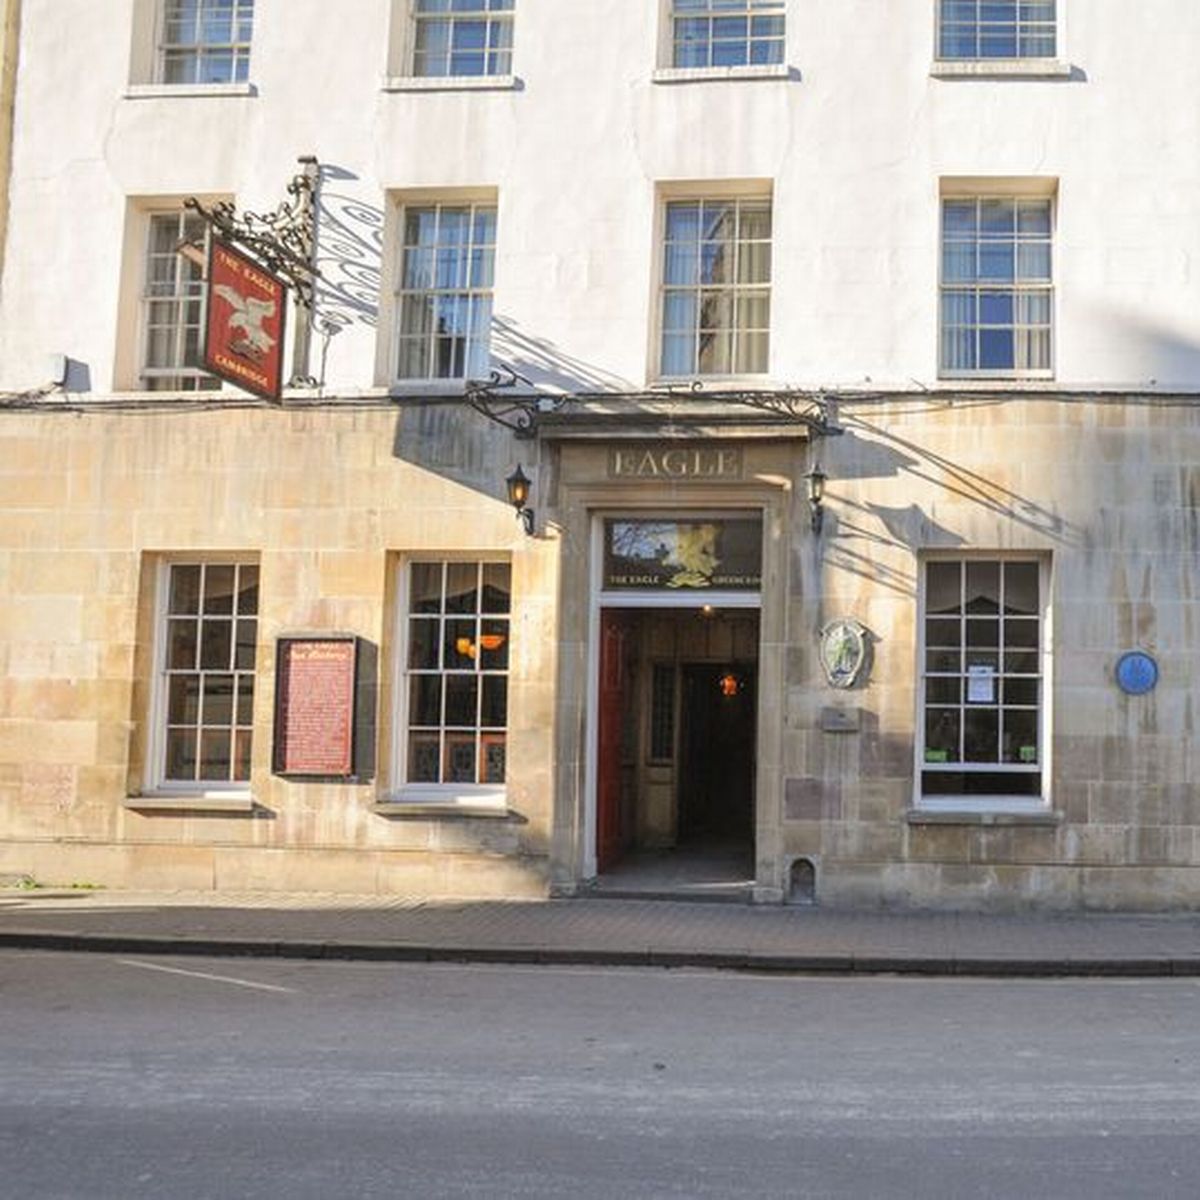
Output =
[{"x1": 3, "y1": 887, "x2": 1200, "y2": 976}]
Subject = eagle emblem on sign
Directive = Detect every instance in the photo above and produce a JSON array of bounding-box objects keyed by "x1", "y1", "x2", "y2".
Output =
[{"x1": 213, "y1": 285, "x2": 277, "y2": 364}]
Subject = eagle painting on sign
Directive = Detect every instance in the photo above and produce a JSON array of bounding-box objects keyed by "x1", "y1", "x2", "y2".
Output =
[{"x1": 203, "y1": 238, "x2": 287, "y2": 400}]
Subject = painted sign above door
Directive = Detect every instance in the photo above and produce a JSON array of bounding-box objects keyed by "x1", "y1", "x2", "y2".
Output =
[
  {"x1": 603, "y1": 518, "x2": 762, "y2": 590},
  {"x1": 608, "y1": 446, "x2": 743, "y2": 480}
]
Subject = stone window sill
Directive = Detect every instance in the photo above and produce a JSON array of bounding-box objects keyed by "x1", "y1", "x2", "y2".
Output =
[
  {"x1": 371, "y1": 802, "x2": 520, "y2": 821},
  {"x1": 930, "y1": 60, "x2": 1073, "y2": 80},
  {"x1": 932, "y1": 377, "x2": 1060, "y2": 393},
  {"x1": 382, "y1": 74, "x2": 519, "y2": 93},
  {"x1": 906, "y1": 808, "x2": 1061, "y2": 827},
  {"x1": 652, "y1": 64, "x2": 791, "y2": 85},
  {"x1": 126, "y1": 792, "x2": 256, "y2": 813},
  {"x1": 124, "y1": 83, "x2": 257, "y2": 99}
]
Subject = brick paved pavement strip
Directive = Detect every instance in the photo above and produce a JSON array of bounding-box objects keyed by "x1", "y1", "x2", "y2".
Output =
[{"x1": 1, "y1": 890, "x2": 1199, "y2": 976}]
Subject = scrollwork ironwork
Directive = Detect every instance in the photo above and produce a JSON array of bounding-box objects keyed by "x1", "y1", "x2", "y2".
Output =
[
  {"x1": 184, "y1": 156, "x2": 321, "y2": 308},
  {"x1": 464, "y1": 364, "x2": 574, "y2": 439}
]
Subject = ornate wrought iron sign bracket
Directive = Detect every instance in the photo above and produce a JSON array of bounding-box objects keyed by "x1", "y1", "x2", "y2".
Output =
[
  {"x1": 185, "y1": 156, "x2": 322, "y2": 388},
  {"x1": 459, "y1": 369, "x2": 845, "y2": 440},
  {"x1": 658, "y1": 382, "x2": 844, "y2": 438}
]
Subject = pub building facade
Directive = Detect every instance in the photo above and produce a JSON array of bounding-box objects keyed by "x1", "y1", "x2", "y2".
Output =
[{"x1": 2, "y1": 1, "x2": 1200, "y2": 909}]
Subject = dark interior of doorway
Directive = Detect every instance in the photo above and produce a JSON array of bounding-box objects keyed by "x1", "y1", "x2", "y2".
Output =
[{"x1": 594, "y1": 607, "x2": 758, "y2": 902}]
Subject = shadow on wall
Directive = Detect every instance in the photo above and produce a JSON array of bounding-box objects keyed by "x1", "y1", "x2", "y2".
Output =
[
  {"x1": 813, "y1": 408, "x2": 1087, "y2": 596},
  {"x1": 306, "y1": 165, "x2": 384, "y2": 386},
  {"x1": 1083, "y1": 304, "x2": 1200, "y2": 390},
  {"x1": 491, "y1": 316, "x2": 635, "y2": 394}
]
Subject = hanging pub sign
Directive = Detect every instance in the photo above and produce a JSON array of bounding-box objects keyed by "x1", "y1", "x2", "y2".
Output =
[
  {"x1": 203, "y1": 237, "x2": 288, "y2": 400},
  {"x1": 603, "y1": 518, "x2": 762, "y2": 590}
]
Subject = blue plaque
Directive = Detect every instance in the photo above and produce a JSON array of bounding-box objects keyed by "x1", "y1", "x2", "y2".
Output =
[{"x1": 1115, "y1": 651, "x2": 1158, "y2": 696}]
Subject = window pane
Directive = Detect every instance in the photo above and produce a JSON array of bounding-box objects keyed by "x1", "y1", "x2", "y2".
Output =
[
  {"x1": 199, "y1": 728, "x2": 232, "y2": 780},
  {"x1": 444, "y1": 675, "x2": 478, "y2": 727},
  {"x1": 1004, "y1": 619, "x2": 1040, "y2": 650},
  {"x1": 1003, "y1": 677, "x2": 1039, "y2": 705},
  {"x1": 202, "y1": 673, "x2": 234, "y2": 726},
  {"x1": 480, "y1": 619, "x2": 509, "y2": 670},
  {"x1": 927, "y1": 648, "x2": 961, "y2": 674},
  {"x1": 444, "y1": 735, "x2": 476, "y2": 783},
  {"x1": 1005, "y1": 649, "x2": 1039, "y2": 673},
  {"x1": 926, "y1": 677, "x2": 961, "y2": 705},
  {"x1": 408, "y1": 618, "x2": 440, "y2": 670},
  {"x1": 409, "y1": 675, "x2": 442, "y2": 728},
  {"x1": 165, "y1": 728, "x2": 198, "y2": 780},
  {"x1": 203, "y1": 565, "x2": 236, "y2": 614},
  {"x1": 926, "y1": 561, "x2": 960, "y2": 614},
  {"x1": 168, "y1": 675, "x2": 201, "y2": 724},
  {"x1": 963, "y1": 708, "x2": 999, "y2": 761},
  {"x1": 236, "y1": 674, "x2": 254, "y2": 726},
  {"x1": 167, "y1": 619, "x2": 198, "y2": 670},
  {"x1": 481, "y1": 735, "x2": 506, "y2": 783},
  {"x1": 481, "y1": 562, "x2": 511, "y2": 613},
  {"x1": 410, "y1": 563, "x2": 443, "y2": 614},
  {"x1": 979, "y1": 328, "x2": 1014, "y2": 370},
  {"x1": 445, "y1": 619, "x2": 478, "y2": 669},
  {"x1": 925, "y1": 708, "x2": 960, "y2": 760},
  {"x1": 481, "y1": 675, "x2": 507, "y2": 727},
  {"x1": 200, "y1": 619, "x2": 233, "y2": 670},
  {"x1": 965, "y1": 561, "x2": 1000, "y2": 613},
  {"x1": 1003, "y1": 708, "x2": 1039, "y2": 763},
  {"x1": 408, "y1": 734, "x2": 440, "y2": 782},
  {"x1": 234, "y1": 619, "x2": 257, "y2": 670},
  {"x1": 169, "y1": 565, "x2": 202, "y2": 615},
  {"x1": 925, "y1": 617, "x2": 960, "y2": 647},
  {"x1": 236, "y1": 564, "x2": 259, "y2": 615},
  {"x1": 1004, "y1": 561, "x2": 1039, "y2": 614},
  {"x1": 966, "y1": 619, "x2": 999, "y2": 648}
]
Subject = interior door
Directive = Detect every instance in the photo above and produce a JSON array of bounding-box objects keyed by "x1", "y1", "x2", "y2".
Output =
[{"x1": 596, "y1": 608, "x2": 632, "y2": 872}]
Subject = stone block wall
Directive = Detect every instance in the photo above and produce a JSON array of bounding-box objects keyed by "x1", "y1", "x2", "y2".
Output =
[
  {"x1": 782, "y1": 397, "x2": 1200, "y2": 910},
  {"x1": 0, "y1": 404, "x2": 557, "y2": 895}
]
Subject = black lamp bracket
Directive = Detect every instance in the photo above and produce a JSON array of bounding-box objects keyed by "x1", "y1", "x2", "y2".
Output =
[{"x1": 465, "y1": 365, "x2": 574, "y2": 439}]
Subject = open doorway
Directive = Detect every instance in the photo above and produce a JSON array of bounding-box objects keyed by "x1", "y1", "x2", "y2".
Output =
[{"x1": 594, "y1": 606, "x2": 758, "y2": 899}]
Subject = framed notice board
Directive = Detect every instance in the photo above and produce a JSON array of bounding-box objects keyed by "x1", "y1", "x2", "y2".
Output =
[{"x1": 273, "y1": 636, "x2": 359, "y2": 778}]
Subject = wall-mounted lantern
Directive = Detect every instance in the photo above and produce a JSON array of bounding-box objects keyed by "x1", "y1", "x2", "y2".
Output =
[
  {"x1": 805, "y1": 463, "x2": 827, "y2": 535},
  {"x1": 505, "y1": 464, "x2": 535, "y2": 535}
]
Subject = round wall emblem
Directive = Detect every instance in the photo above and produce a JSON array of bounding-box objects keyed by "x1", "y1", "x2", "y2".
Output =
[
  {"x1": 819, "y1": 619, "x2": 869, "y2": 689},
  {"x1": 1115, "y1": 651, "x2": 1158, "y2": 696}
]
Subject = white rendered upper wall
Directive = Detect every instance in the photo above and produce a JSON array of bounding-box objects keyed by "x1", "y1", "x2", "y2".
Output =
[{"x1": 2, "y1": 0, "x2": 1199, "y2": 394}]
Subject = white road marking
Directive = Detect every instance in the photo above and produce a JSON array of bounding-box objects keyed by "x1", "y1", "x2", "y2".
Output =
[{"x1": 116, "y1": 958, "x2": 295, "y2": 993}]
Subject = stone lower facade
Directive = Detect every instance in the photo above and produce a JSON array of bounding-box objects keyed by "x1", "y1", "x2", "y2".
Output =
[{"x1": 1, "y1": 393, "x2": 1198, "y2": 909}]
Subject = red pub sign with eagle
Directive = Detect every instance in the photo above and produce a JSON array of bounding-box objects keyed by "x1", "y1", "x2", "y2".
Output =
[{"x1": 203, "y1": 238, "x2": 287, "y2": 400}]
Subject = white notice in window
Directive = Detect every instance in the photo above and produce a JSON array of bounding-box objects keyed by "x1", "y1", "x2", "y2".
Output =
[{"x1": 967, "y1": 663, "x2": 996, "y2": 704}]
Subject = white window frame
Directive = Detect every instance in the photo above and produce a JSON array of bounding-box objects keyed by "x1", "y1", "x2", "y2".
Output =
[
  {"x1": 655, "y1": 190, "x2": 773, "y2": 382},
  {"x1": 145, "y1": 557, "x2": 259, "y2": 798},
  {"x1": 391, "y1": 199, "x2": 498, "y2": 385},
  {"x1": 938, "y1": 189, "x2": 1055, "y2": 381},
  {"x1": 931, "y1": 1, "x2": 1071, "y2": 78},
  {"x1": 666, "y1": 0, "x2": 786, "y2": 69},
  {"x1": 409, "y1": 0, "x2": 515, "y2": 79},
  {"x1": 935, "y1": 0, "x2": 1055, "y2": 60},
  {"x1": 390, "y1": 556, "x2": 512, "y2": 809},
  {"x1": 914, "y1": 553, "x2": 1052, "y2": 814},
  {"x1": 139, "y1": 210, "x2": 221, "y2": 393},
  {"x1": 156, "y1": 0, "x2": 255, "y2": 86}
]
